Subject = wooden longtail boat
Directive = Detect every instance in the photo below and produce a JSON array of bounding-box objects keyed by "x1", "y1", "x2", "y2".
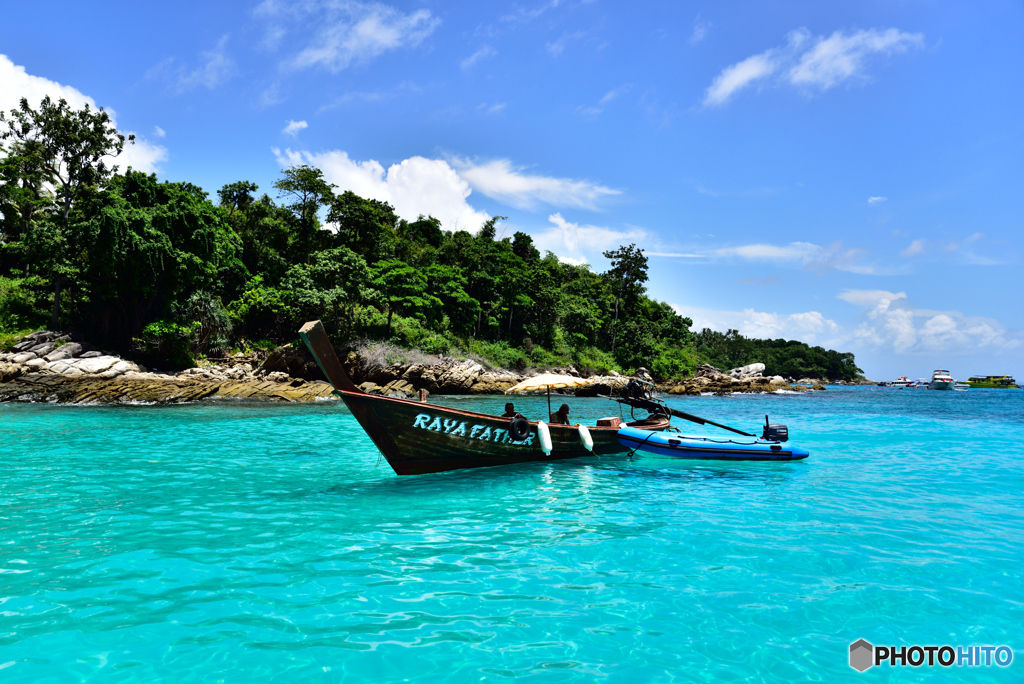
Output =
[{"x1": 299, "y1": 320, "x2": 670, "y2": 475}]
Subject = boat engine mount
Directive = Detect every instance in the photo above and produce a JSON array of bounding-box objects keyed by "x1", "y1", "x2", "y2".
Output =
[{"x1": 762, "y1": 416, "x2": 789, "y2": 442}]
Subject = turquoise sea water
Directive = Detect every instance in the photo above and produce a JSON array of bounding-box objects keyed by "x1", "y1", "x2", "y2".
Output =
[{"x1": 1, "y1": 387, "x2": 1021, "y2": 682}]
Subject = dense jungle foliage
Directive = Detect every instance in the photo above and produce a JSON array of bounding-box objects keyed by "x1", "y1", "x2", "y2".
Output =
[{"x1": 0, "y1": 96, "x2": 862, "y2": 380}]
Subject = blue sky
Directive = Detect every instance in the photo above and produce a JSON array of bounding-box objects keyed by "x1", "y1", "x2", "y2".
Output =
[{"x1": 2, "y1": 1, "x2": 1022, "y2": 380}]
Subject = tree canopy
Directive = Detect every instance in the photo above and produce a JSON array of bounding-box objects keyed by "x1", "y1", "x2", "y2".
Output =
[{"x1": 0, "y1": 98, "x2": 863, "y2": 380}]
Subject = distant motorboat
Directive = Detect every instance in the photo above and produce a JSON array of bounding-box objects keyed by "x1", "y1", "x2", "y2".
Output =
[
  {"x1": 966, "y1": 375, "x2": 1020, "y2": 389},
  {"x1": 928, "y1": 369, "x2": 955, "y2": 391},
  {"x1": 954, "y1": 382, "x2": 970, "y2": 391},
  {"x1": 882, "y1": 375, "x2": 914, "y2": 388}
]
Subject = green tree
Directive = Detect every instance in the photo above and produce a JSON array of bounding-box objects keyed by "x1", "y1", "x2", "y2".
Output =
[
  {"x1": 422, "y1": 264, "x2": 479, "y2": 334},
  {"x1": 81, "y1": 171, "x2": 242, "y2": 346},
  {"x1": 218, "y1": 180, "x2": 258, "y2": 217},
  {"x1": 1, "y1": 96, "x2": 134, "y2": 328},
  {"x1": 178, "y1": 290, "x2": 233, "y2": 356},
  {"x1": 327, "y1": 190, "x2": 397, "y2": 262},
  {"x1": 613, "y1": 318, "x2": 657, "y2": 370},
  {"x1": 225, "y1": 193, "x2": 293, "y2": 287},
  {"x1": 273, "y1": 165, "x2": 335, "y2": 263},
  {"x1": 369, "y1": 259, "x2": 438, "y2": 337},
  {"x1": 283, "y1": 246, "x2": 369, "y2": 337},
  {"x1": 0, "y1": 140, "x2": 53, "y2": 247},
  {"x1": 602, "y1": 243, "x2": 649, "y2": 353}
]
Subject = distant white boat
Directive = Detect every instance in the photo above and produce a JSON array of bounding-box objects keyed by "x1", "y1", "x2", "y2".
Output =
[
  {"x1": 928, "y1": 369, "x2": 956, "y2": 391},
  {"x1": 954, "y1": 382, "x2": 970, "y2": 391}
]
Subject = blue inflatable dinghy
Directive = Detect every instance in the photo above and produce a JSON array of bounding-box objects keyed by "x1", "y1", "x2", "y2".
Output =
[{"x1": 617, "y1": 425, "x2": 810, "y2": 461}]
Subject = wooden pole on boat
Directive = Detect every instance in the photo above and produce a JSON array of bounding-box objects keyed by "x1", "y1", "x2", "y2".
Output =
[
  {"x1": 298, "y1": 320, "x2": 360, "y2": 393},
  {"x1": 547, "y1": 386, "x2": 552, "y2": 419}
]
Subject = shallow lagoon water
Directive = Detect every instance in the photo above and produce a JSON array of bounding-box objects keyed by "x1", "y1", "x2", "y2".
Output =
[{"x1": 1, "y1": 387, "x2": 1021, "y2": 682}]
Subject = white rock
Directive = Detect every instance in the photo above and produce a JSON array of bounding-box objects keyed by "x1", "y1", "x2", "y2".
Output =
[
  {"x1": 109, "y1": 360, "x2": 135, "y2": 375},
  {"x1": 11, "y1": 352, "x2": 37, "y2": 364},
  {"x1": 46, "y1": 360, "x2": 72, "y2": 373},
  {"x1": 223, "y1": 366, "x2": 248, "y2": 380},
  {"x1": 25, "y1": 358, "x2": 47, "y2": 369},
  {"x1": 729, "y1": 362, "x2": 766, "y2": 378},
  {"x1": 75, "y1": 356, "x2": 120, "y2": 374}
]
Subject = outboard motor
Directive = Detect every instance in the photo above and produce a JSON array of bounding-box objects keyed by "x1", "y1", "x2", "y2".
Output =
[
  {"x1": 622, "y1": 378, "x2": 652, "y2": 400},
  {"x1": 762, "y1": 415, "x2": 789, "y2": 442}
]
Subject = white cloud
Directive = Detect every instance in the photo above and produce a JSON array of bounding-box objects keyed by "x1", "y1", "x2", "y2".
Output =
[
  {"x1": 703, "y1": 51, "x2": 780, "y2": 107},
  {"x1": 179, "y1": 36, "x2": 234, "y2": 91},
  {"x1": 153, "y1": 125, "x2": 166, "y2": 138},
  {"x1": 501, "y1": 0, "x2": 563, "y2": 24},
  {"x1": 689, "y1": 16, "x2": 710, "y2": 46},
  {"x1": 282, "y1": 119, "x2": 308, "y2": 136},
  {"x1": 577, "y1": 86, "x2": 629, "y2": 116},
  {"x1": 477, "y1": 102, "x2": 506, "y2": 114},
  {"x1": 789, "y1": 28, "x2": 924, "y2": 90},
  {"x1": 900, "y1": 239, "x2": 925, "y2": 257},
  {"x1": 837, "y1": 289, "x2": 907, "y2": 308},
  {"x1": 839, "y1": 289, "x2": 1022, "y2": 354},
  {"x1": 943, "y1": 232, "x2": 983, "y2": 252},
  {"x1": 672, "y1": 303, "x2": 842, "y2": 346},
  {"x1": 711, "y1": 241, "x2": 871, "y2": 274},
  {"x1": 0, "y1": 54, "x2": 168, "y2": 173},
  {"x1": 670, "y1": 287, "x2": 1022, "y2": 360},
  {"x1": 546, "y1": 30, "x2": 584, "y2": 56},
  {"x1": 533, "y1": 213, "x2": 646, "y2": 264},
  {"x1": 119, "y1": 139, "x2": 171, "y2": 174},
  {"x1": 868, "y1": 196, "x2": 887, "y2": 204},
  {"x1": 448, "y1": 157, "x2": 620, "y2": 210},
  {"x1": 273, "y1": 147, "x2": 490, "y2": 232},
  {"x1": 703, "y1": 27, "x2": 923, "y2": 107},
  {"x1": 271, "y1": 148, "x2": 620, "y2": 228},
  {"x1": 147, "y1": 37, "x2": 235, "y2": 94},
  {"x1": 258, "y1": 1, "x2": 440, "y2": 73},
  {"x1": 461, "y1": 45, "x2": 496, "y2": 71},
  {"x1": 558, "y1": 255, "x2": 587, "y2": 266},
  {"x1": 939, "y1": 233, "x2": 1002, "y2": 265}
]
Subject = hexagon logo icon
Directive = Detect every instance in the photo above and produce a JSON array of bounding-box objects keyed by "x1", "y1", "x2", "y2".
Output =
[{"x1": 850, "y1": 639, "x2": 874, "y2": 672}]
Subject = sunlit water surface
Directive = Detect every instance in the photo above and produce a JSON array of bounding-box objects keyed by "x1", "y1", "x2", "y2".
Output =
[{"x1": 1, "y1": 388, "x2": 1021, "y2": 682}]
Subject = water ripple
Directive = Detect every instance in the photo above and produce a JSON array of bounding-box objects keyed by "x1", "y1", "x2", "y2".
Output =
[{"x1": 0, "y1": 390, "x2": 1021, "y2": 682}]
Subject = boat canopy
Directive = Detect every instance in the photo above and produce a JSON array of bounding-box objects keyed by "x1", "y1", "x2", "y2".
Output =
[{"x1": 504, "y1": 374, "x2": 596, "y2": 393}]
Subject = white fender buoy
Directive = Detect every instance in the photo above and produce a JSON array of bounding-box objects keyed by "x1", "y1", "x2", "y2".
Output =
[
  {"x1": 537, "y1": 421, "x2": 552, "y2": 455},
  {"x1": 578, "y1": 424, "x2": 593, "y2": 452}
]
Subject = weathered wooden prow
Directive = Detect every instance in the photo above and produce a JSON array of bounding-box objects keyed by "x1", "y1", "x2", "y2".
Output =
[{"x1": 298, "y1": 320, "x2": 360, "y2": 393}]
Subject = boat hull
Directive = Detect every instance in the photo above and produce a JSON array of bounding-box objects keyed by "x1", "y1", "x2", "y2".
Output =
[
  {"x1": 298, "y1": 318, "x2": 665, "y2": 474},
  {"x1": 617, "y1": 426, "x2": 809, "y2": 462},
  {"x1": 341, "y1": 390, "x2": 670, "y2": 475},
  {"x1": 967, "y1": 375, "x2": 1019, "y2": 389}
]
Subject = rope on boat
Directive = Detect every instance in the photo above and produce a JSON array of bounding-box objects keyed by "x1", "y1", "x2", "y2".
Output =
[{"x1": 626, "y1": 430, "x2": 660, "y2": 460}]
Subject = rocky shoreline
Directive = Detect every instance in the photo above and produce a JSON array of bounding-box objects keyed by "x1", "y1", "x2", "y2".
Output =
[
  {"x1": 1, "y1": 331, "x2": 830, "y2": 406},
  {"x1": 0, "y1": 331, "x2": 336, "y2": 404}
]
